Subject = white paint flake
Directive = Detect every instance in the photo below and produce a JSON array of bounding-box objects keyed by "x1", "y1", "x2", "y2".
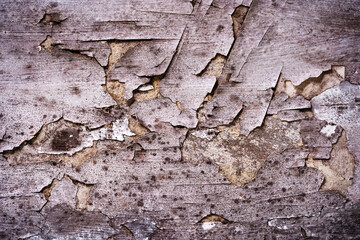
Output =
[
  {"x1": 138, "y1": 84, "x2": 154, "y2": 91},
  {"x1": 112, "y1": 119, "x2": 136, "y2": 141},
  {"x1": 191, "y1": 129, "x2": 219, "y2": 140},
  {"x1": 202, "y1": 222, "x2": 216, "y2": 231},
  {"x1": 320, "y1": 124, "x2": 337, "y2": 137}
]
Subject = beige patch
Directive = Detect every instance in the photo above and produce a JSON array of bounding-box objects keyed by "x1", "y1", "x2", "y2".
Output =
[
  {"x1": 105, "y1": 42, "x2": 139, "y2": 104},
  {"x1": 41, "y1": 178, "x2": 59, "y2": 201},
  {"x1": 63, "y1": 141, "x2": 98, "y2": 168},
  {"x1": 133, "y1": 77, "x2": 162, "y2": 102},
  {"x1": 176, "y1": 101, "x2": 182, "y2": 111},
  {"x1": 276, "y1": 66, "x2": 344, "y2": 99},
  {"x1": 231, "y1": 5, "x2": 249, "y2": 37},
  {"x1": 200, "y1": 214, "x2": 229, "y2": 223},
  {"x1": 107, "y1": 42, "x2": 139, "y2": 72},
  {"x1": 128, "y1": 116, "x2": 150, "y2": 138},
  {"x1": 183, "y1": 116, "x2": 302, "y2": 185},
  {"x1": 275, "y1": 74, "x2": 298, "y2": 98},
  {"x1": 201, "y1": 54, "x2": 227, "y2": 77},
  {"x1": 76, "y1": 183, "x2": 93, "y2": 210},
  {"x1": 38, "y1": 35, "x2": 52, "y2": 51},
  {"x1": 105, "y1": 80, "x2": 126, "y2": 104},
  {"x1": 306, "y1": 131, "x2": 354, "y2": 195}
]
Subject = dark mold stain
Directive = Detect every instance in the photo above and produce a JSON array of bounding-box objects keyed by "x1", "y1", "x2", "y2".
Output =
[
  {"x1": 51, "y1": 128, "x2": 81, "y2": 151},
  {"x1": 216, "y1": 25, "x2": 224, "y2": 32}
]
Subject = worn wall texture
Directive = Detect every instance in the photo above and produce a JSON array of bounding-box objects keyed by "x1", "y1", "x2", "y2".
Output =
[{"x1": 1, "y1": 0, "x2": 360, "y2": 239}]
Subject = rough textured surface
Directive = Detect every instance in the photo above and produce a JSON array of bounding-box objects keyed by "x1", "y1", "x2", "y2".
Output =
[{"x1": 1, "y1": 0, "x2": 360, "y2": 239}]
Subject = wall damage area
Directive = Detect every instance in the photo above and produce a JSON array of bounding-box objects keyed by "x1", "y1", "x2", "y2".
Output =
[{"x1": 1, "y1": 0, "x2": 360, "y2": 239}]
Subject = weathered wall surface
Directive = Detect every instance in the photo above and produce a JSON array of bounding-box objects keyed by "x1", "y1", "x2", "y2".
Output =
[{"x1": 1, "y1": 0, "x2": 360, "y2": 239}]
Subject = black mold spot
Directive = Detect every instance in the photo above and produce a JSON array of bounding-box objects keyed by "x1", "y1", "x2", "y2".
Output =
[
  {"x1": 51, "y1": 128, "x2": 81, "y2": 151},
  {"x1": 71, "y1": 86, "x2": 81, "y2": 95},
  {"x1": 216, "y1": 25, "x2": 224, "y2": 32},
  {"x1": 137, "y1": 200, "x2": 144, "y2": 207}
]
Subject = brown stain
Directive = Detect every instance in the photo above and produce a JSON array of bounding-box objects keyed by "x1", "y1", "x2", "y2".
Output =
[
  {"x1": 216, "y1": 25, "x2": 225, "y2": 32},
  {"x1": 4, "y1": 120, "x2": 98, "y2": 166},
  {"x1": 71, "y1": 86, "x2": 81, "y2": 96}
]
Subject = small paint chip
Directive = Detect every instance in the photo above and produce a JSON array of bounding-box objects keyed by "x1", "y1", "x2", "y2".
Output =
[
  {"x1": 138, "y1": 84, "x2": 154, "y2": 91},
  {"x1": 191, "y1": 129, "x2": 219, "y2": 140}
]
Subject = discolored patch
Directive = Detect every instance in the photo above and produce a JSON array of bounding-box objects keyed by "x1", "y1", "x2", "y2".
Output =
[
  {"x1": 306, "y1": 131, "x2": 355, "y2": 195},
  {"x1": 133, "y1": 77, "x2": 162, "y2": 102},
  {"x1": 105, "y1": 80, "x2": 126, "y2": 104},
  {"x1": 275, "y1": 66, "x2": 344, "y2": 100},
  {"x1": 231, "y1": 5, "x2": 249, "y2": 37},
  {"x1": 199, "y1": 214, "x2": 230, "y2": 224},
  {"x1": 71, "y1": 86, "x2": 81, "y2": 96},
  {"x1": 39, "y1": 35, "x2": 52, "y2": 51},
  {"x1": 76, "y1": 183, "x2": 93, "y2": 210},
  {"x1": 51, "y1": 128, "x2": 81, "y2": 151},
  {"x1": 197, "y1": 54, "x2": 227, "y2": 77},
  {"x1": 39, "y1": 12, "x2": 63, "y2": 25},
  {"x1": 183, "y1": 116, "x2": 302, "y2": 185}
]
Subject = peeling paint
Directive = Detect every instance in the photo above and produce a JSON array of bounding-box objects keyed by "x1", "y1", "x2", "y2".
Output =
[
  {"x1": 306, "y1": 131, "x2": 355, "y2": 195},
  {"x1": 183, "y1": 116, "x2": 302, "y2": 185},
  {"x1": 320, "y1": 124, "x2": 337, "y2": 138},
  {"x1": 276, "y1": 66, "x2": 345, "y2": 100},
  {"x1": 1, "y1": 0, "x2": 360, "y2": 238}
]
